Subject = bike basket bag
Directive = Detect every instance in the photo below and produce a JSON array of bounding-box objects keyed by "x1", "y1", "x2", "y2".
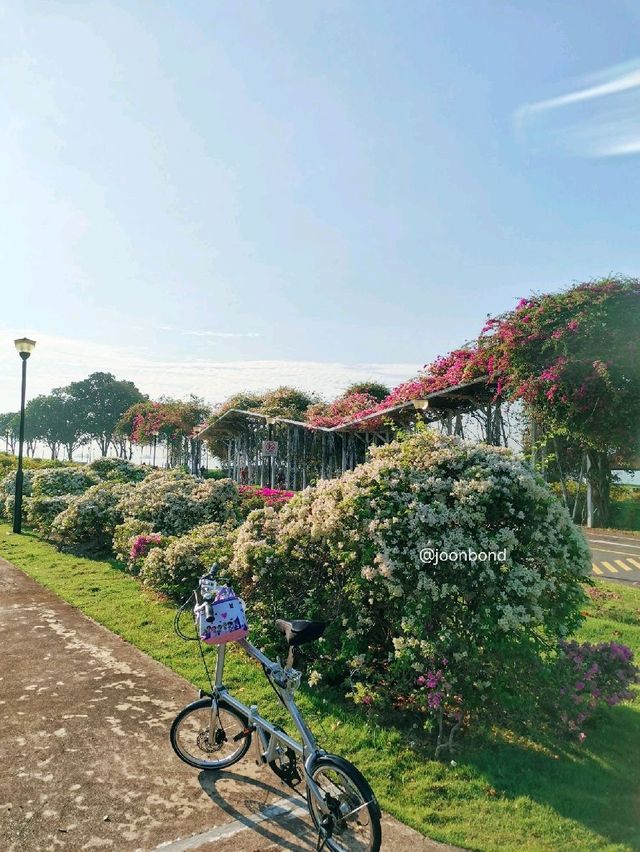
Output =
[{"x1": 194, "y1": 585, "x2": 249, "y2": 645}]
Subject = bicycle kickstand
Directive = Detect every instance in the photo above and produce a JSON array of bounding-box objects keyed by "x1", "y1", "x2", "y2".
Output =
[{"x1": 315, "y1": 816, "x2": 332, "y2": 851}]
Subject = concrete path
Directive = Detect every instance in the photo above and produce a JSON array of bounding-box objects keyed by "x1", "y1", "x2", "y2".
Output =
[{"x1": 0, "y1": 557, "x2": 458, "y2": 852}]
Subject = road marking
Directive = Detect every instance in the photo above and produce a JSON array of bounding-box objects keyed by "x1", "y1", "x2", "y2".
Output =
[
  {"x1": 589, "y1": 547, "x2": 640, "y2": 557},
  {"x1": 585, "y1": 533, "x2": 640, "y2": 543},
  {"x1": 592, "y1": 563, "x2": 603, "y2": 575},
  {"x1": 587, "y1": 538, "x2": 640, "y2": 551},
  {"x1": 601, "y1": 561, "x2": 618, "y2": 574},
  {"x1": 615, "y1": 560, "x2": 632, "y2": 572},
  {"x1": 625, "y1": 556, "x2": 640, "y2": 569},
  {"x1": 153, "y1": 794, "x2": 309, "y2": 850}
]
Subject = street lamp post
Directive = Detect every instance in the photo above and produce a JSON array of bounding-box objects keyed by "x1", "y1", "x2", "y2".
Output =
[{"x1": 13, "y1": 337, "x2": 36, "y2": 534}]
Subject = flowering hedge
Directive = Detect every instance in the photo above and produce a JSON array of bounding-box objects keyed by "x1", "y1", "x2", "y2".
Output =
[
  {"x1": 88, "y1": 457, "x2": 150, "y2": 483},
  {"x1": 2, "y1": 494, "x2": 30, "y2": 524},
  {"x1": 553, "y1": 639, "x2": 638, "y2": 742},
  {"x1": 117, "y1": 470, "x2": 240, "y2": 536},
  {"x1": 0, "y1": 470, "x2": 33, "y2": 500},
  {"x1": 140, "y1": 522, "x2": 238, "y2": 600},
  {"x1": 27, "y1": 494, "x2": 73, "y2": 536},
  {"x1": 50, "y1": 482, "x2": 130, "y2": 552},
  {"x1": 228, "y1": 429, "x2": 596, "y2": 747},
  {"x1": 112, "y1": 519, "x2": 156, "y2": 569},
  {"x1": 239, "y1": 486, "x2": 294, "y2": 514},
  {"x1": 31, "y1": 466, "x2": 99, "y2": 498}
]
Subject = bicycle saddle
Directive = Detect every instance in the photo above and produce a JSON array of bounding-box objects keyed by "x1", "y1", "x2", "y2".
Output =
[{"x1": 275, "y1": 619, "x2": 326, "y2": 647}]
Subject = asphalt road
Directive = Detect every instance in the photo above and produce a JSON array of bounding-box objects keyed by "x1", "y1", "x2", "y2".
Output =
[{"x1": 584, "y1": 530, "x2": 640, "y2": 583}]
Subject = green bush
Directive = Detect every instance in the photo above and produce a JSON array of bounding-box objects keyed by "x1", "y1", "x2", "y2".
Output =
[
  {"x1": 2, "y1": 494, "x2": 32, "y2": 525},
  {"x1": 26, "y1": 494, "x2": 73, "y2": 536},
  {"x1": 201, "y1": 468, "x2": 228, "y2": 480},
  {"x1": 610, "y1": 500, "x2": 640, "y2": 531},
  {"x1": 112, "y1": 518, "x2": 154, "y2": 564},
  {"x1": 0, "y1": 453, "x2": 70, "y2": 475},
  {"x1": 0, "y1": 471, "x2": 31, "y2": 521},
  {"x1": 88, "y1": 458, "x2": 150, "y2": 483},
  {"x1": 50, "y1": 482, "x2": 130, "y2": 552},
  {"x1": 118, "y1": 470, "x2": 240, "y2": 536},
  {"x1": 31, "y1": 466, "x2": 99, "y2": 498},
  {"x1": 140, "y1": 521, "x2": 238, "y2": 600},
  {"x1": 229, "y1": 429, "x2": 591, "y2": 743}
]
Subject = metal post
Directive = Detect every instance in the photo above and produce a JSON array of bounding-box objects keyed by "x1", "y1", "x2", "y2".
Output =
[
  {"x1": 13, "y1": 357, "x2": 28, "y2": 534},
  {"x1": 586, "y1": 453, "x2": 593, "y2": 529},
  {"x1": 268, "y1": 421, "x2": 274, "y2": 489}
]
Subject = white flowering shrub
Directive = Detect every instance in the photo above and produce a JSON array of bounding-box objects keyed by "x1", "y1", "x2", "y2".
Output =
[
  {"x1": 31, "y1": 466, "x2": 99, "y2": 498},
  {"x1": 3, "y1": 494, "x2": 32, "y2": 524},
  {"x1": 27, "y1": 494, "x2": 73, "y2": 535},
  {"x1": 118, "y1": 470, "x2": 240, "y2": 536},
  {"x1": 112, "y1": 519, "x2": 155, "y2": 564},
  {"x1": 229, "y1": 429, "x2": 591, "y2": 742},
  {"x1": 140, "y1": 522, "x2": 238, "y2": 600},
  {"x1": 88, "y1": 458, "x2": 150, "y2": 483},
  {"x1": 0, "y1": 469, "x2": 34, "y2": 502},
  {"x1": 50, "y1": 482, "x2": 131, "y2": 552}
]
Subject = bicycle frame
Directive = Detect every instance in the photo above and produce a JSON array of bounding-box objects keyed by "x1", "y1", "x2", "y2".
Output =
[{"x1": 207, "y1": 638, "x2": 330, "y2": 814}]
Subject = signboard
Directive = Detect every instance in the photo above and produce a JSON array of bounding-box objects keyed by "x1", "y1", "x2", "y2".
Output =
[{"x1": 262, "y1": 440, "x2": 279, "y2": 457}]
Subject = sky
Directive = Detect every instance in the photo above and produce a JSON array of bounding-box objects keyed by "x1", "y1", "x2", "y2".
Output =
[{"x1": 2, "y1": 0, "x2": 640, "y2": 412}]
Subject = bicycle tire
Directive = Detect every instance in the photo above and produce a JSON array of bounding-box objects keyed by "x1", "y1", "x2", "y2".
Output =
[
  {"x1": 170, "y1": 697, "x2": 251, "y2": 770},
  {"x1": 306, "y1": 753, "x2": 382, "y2": 852}
]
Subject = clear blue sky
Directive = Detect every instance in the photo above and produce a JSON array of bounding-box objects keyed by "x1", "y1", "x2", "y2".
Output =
[{"x1": 1, "y1": 1, "x2": 639, "y2": 409}]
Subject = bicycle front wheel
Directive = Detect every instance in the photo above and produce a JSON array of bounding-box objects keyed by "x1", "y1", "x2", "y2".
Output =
[
  {"x1": 306, "y1": 754, "x2": 381, "y2": 852},
  {"x1": 170, "y1": 697, "x2": 251, "y2": 770}
]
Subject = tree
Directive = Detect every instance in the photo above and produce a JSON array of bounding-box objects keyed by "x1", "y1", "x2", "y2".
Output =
[
  {"x1": 65, "y1": 372, "x2": 146, "y2": 457},
  {"x1": 51, "y1": 388, "x2": 90, "y2": 460},
  {"x1": 115, "y1": 401, "x2": 156, "y2": 459},
  {"x1": 126, "y1": 396, "x2": 210, "y2": 472},
  {"x1": 342, "y1": 381, "x2": 390, "y2": 403},
  {"x1": 259, "y1": 386, "x2": 319, "y2": 420},
  {"x1": 25, "y1": 393, "x2": 68, "y2": 459},
  {"x1": 214, "y1": 391, "x2": 266, "y2": 417},
  {"x1": 481, "y1": 277, "x2": 640, "y2": 524},
  {"x1": 0, "y1": 412, "x2": 19, "y2": 454}
]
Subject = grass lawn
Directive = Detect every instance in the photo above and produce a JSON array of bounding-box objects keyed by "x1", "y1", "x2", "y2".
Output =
[{"x1": 1, "y1": 524, "x2": 638, "y2": 851}]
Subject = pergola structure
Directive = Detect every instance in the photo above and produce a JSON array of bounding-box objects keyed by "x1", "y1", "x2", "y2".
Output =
[{"x1": 197, "y1": 377, "x2": 502, "y2": 490}]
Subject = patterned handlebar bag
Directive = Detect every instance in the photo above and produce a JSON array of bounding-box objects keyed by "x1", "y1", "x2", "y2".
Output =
[{"x1": 194, "y1": 585, "x2": 249, "y2": 645}]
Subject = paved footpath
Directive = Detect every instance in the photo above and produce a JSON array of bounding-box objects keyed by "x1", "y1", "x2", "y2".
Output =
[{"x1": 0, "y1": 557, "x2": 458, "y2": 852}]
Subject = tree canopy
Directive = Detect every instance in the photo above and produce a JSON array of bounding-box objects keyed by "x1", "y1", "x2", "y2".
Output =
[{"x1": 64, "y1": 372, "x2": 146, "y2": 456}]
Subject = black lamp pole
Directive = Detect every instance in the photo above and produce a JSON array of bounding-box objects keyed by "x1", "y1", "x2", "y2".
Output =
[{"x1": 13, "y1": 338, "x2": 36, "y2": 534}]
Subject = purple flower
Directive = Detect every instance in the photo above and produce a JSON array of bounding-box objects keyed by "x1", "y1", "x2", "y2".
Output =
[{"x1": 428, "y1": 692, "x2": 443, "y2": 710}]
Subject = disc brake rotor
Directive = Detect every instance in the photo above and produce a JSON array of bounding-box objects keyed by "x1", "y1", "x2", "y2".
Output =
[{"x1": 196, "y1": 726, "x2": 226, "y2": 753}]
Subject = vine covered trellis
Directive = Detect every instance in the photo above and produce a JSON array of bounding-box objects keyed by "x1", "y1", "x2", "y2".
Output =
[{"x1": 199, "y1": 377, "x2": 504, "y2": 489}]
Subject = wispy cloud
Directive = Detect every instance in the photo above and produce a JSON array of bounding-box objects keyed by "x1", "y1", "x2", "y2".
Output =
[
  {"x1": 515, "y1": 59, "x2": 640, "y2": 157},
  {"x1": 159, "y1": 325, "x2": 260, "y2": 338},
  {"x1": 0, "y1": 328, "x2": 418, "y2": 412}
]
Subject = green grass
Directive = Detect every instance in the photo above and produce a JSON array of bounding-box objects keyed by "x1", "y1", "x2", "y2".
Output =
[{"x1": 1, "y1": 524, "x2": 639, "y2": 851}]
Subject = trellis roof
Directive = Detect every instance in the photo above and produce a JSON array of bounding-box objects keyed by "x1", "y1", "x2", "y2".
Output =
[{"x1": 197, "y1": 376, "x2": 495, "y2": 439}]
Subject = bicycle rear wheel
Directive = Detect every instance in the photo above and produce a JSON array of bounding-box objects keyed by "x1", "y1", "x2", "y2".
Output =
[
  {"x1": 170, "y1": 697, "x2": 251, "y2": 770},
  {"x1": 306, "y1": 754, "x2": 381, "y2": 852}
]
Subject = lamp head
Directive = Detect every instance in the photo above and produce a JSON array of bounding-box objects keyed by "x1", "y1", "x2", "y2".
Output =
[
  {"x1": 412, "y1": 399, "x2": 429, "y2": 412},
  {"x1": 14, "y1": 337, "x2": 36, "y2": 360}
]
